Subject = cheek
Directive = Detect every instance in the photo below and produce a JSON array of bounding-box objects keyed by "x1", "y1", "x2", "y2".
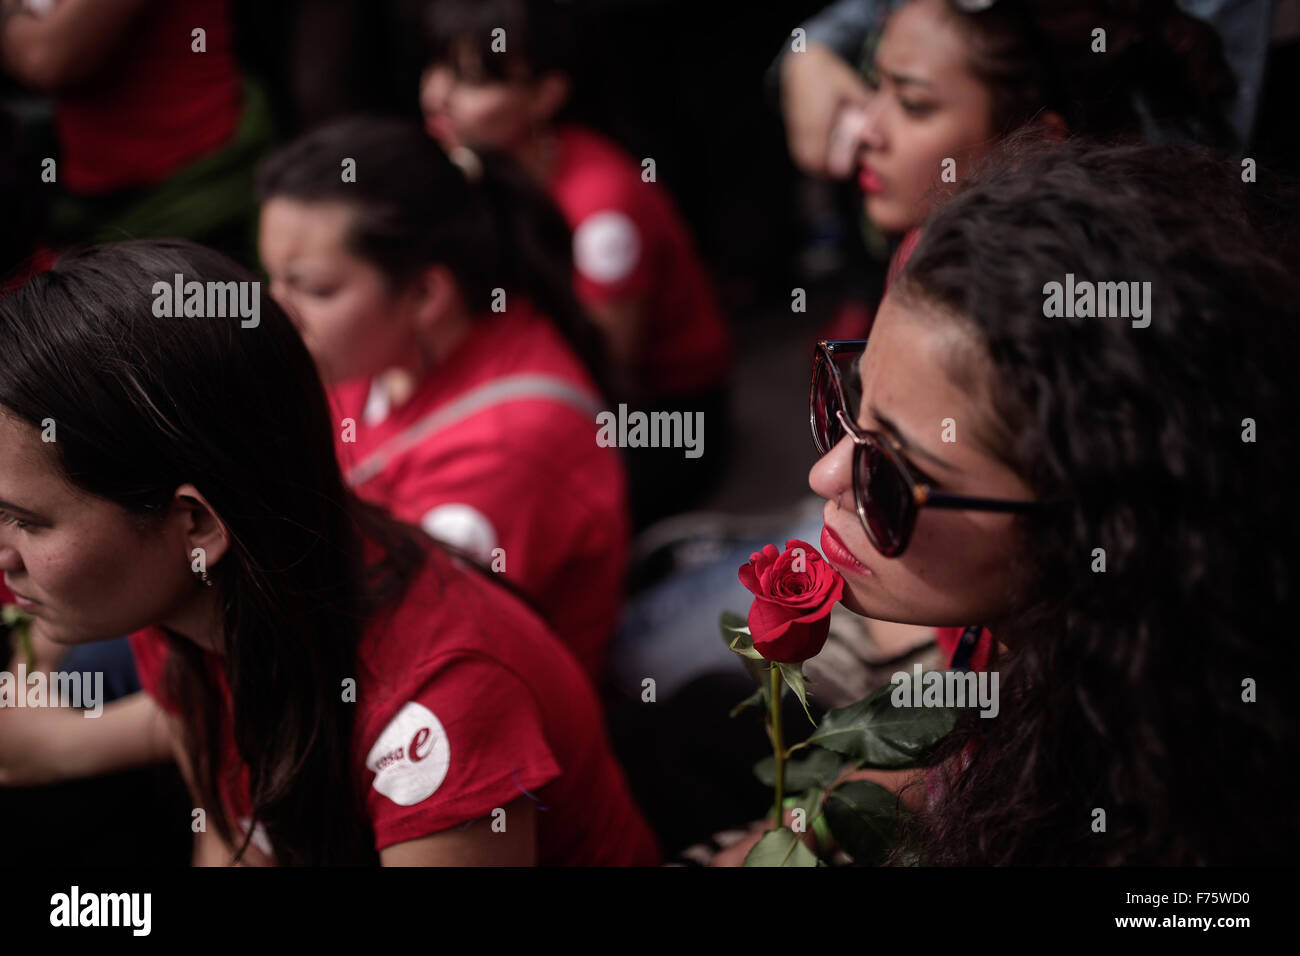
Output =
[
  {"x1": 896, "y1": 129, "x2": 958, "y2": 195},
  {"x1": 25, "y1": 526, "x2": 189, "y2": 642},
  {"x1": 893, "y1": 512, "x2": 1023, "y2": 621},
  {"x1": 452, "y1": 90, "x2": 525, "y2": 142},
  {"x1": 868, "y1": 122, "x2": 989, "y2": 230},
  {"x1": 843, "y1": 511, "x2": 1023, "y2": 626},
  {"x1": 298, "y1": 291, "x2": 402, "y2": 375}
]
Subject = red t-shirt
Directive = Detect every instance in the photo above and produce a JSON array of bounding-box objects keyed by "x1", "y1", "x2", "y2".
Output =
[
  {"x1": 886, "y1": 228, "x2": 923, "y2": 291},
  {"x1": 820, "y1": 227, "x2": 922, "y2": 342},
  {"x1": 128, "y1": 544, "x2": 660, "y2": 865},
  {"x1": 547, "y1": 125, "x2": 731, "y2": 396},
  {"x1": 53, "y1": 0, "x2": 241, "y2": 194},
  {"x1": 328, "y1": 301, "x2": 628, "y2": 684}
]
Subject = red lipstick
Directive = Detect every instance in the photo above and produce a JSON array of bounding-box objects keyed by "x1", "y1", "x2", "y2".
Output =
[{"x1": 821, "y1": 525, "x2": 873, "y2": 577}]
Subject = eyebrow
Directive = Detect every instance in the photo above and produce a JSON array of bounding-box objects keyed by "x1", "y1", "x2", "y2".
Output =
[
  {"x1": 881, "y1": 68, "x2": 934, "y2": 91},
  {"x1": 869, "y1": 406, "x2": 962, "y2": 474},
  {"x1": 0, "y1": 497, "x2": 42, "y2": 520}
]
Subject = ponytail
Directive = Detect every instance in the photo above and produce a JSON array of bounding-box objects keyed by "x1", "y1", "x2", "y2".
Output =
[
  {"x1": 472, "y1": 148, "x2": 611, "y2": 396},
  {"x1": 256, "y1": 117, "x2": 609, "y2": 395}
]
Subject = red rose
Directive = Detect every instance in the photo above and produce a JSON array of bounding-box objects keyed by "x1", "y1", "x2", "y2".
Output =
[{"x1": 738, "y1": 539, "x2": 844, "y2": 663}]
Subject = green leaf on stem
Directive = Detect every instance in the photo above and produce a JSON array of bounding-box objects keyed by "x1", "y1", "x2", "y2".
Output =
[
  {"x1": 754, "y1": 747, "x2": 842, "y2": 790},
  {"x1": 719, "y1": 610, "x2": 750, "y2": 641},
  {"x1": 822, "y1": 780, "x2": 907, "y2": 866},
  {"x1": 721, "y1": 612, "x2": 775, "y2": 688},
  {"x1": 729, "y1": 687, "x2": 765, "y2": 718},
  {"x1": 777, "y1": 662, "x2": 816, "y2": 726},
  {"x1": 729, "y1": 636, "x2": 766, "y2": 661},
  {"x1": 787, "y1": 788, "x2": 828, "y2": 849},
  {"x1": 719, "y1": 611, "x2": 766, "y2": 661},
  {"x1": 743, "y1": 827, "x2": 824, "y2": 867},
  {"x1": 806, "y1": 675, "x2": 957, "y2": 768}
]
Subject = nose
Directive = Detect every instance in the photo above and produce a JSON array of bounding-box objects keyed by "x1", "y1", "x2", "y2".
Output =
[
  {"x1": 421, "y1": 66, "x2": 454, "y2": 114},
  {"x1": 858, "y1": 91, "x2": 888, "y2": 153},
  {"x1": 808, "y1": 432, "x2": 855, "y2": 510},
  {"x1": 0, "y1": 536, "x2": 23, "y2": 574}
]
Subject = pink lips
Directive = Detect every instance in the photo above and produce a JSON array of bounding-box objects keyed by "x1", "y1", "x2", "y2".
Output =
[
  {"x1": 7, "y1": 590, "x2": 41, "y2": 611},
  {"x1": 821, "y1": 525, "x2": 873, "y2": 577},
  {"x1": 424, "y1": 112, "x2": 455, "y2": 146},
  {"x1": 858, "y1": 164, "x2": 884, "y2": 195}
]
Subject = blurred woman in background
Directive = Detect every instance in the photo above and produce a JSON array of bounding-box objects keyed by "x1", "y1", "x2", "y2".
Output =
[
  {"x1": 257, "y1": 116, "x2": 626, "y2": 685},
  {"x1": 0, "y1": 0, "x2": 273, "y2": 263},
  {"x1": 421, "y1": 0, "x2": 733, "y2": 529}
]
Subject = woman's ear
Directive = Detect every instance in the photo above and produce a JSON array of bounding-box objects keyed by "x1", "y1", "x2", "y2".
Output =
[
  {"x1": 408, "y1": 264, "x2": 474, "y2": 363},
  {"x1": 530, "y1": 72, "x2": 571, "y2": 124},
  {"x1": 408, "y1": 264, "x2": 458, "y2": 332},
  {"x1": 171, "y1": 483, "x2": 231, "y2": 575}
]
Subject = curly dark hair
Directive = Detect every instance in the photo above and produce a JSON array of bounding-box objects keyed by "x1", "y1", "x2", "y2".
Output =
[
  {"x1": 941, "y1": 0, "x2": 1238, "y2": 146},
  {"x1": 893, "y1": 138, "x2": 1300, "y2": 864}
]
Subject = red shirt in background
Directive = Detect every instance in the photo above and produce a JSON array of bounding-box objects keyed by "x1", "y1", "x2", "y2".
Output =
[
  {"x1": 54, "y1": 0, "x2": 241, "y2": 194},
  {"x1": 1, "y1": 246, "x2": 57, "y2": 292},
  {"x1": 819, "y1": 227, "x2": 922, "y2": 342},
  {"x1": 548, "y1": 125, "x2": 731, "y2": 397},
  {"x1": 328, "y1": 301, "x2": 628, "y2": 685},
  {"x1": 886, "y1": 228, "x2": 922, "y2": 291},
  {"x1": 128, "y1": 543, "x2": 660, "y2": 865}
]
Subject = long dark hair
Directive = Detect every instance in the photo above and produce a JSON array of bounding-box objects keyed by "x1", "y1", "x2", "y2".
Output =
[
  {"x1": 255, "y1": 115, "x2": 608, "y2": 393},
  {"x1": 940, "y1": 0, "x2": 1238, "y2": 147},
  {"x1": 894, "y1": 139, "x2": 1300, "y2": 864},
  {"x1": 0, "y1": 240, "x2": 429, "y2": 865},
  {"x1": 426, "y1": 0, "x2": 579, "y2": 86}
]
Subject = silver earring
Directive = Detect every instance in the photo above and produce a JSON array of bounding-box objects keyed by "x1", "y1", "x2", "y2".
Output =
[{"x1": 198, "y1": 569, "x2": 212, "y2": 588}]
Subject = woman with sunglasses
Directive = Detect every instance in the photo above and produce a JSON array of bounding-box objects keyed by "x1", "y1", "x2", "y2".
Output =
[
  {"x1": 0, "y1": 239, "x2": 660, "y2": 866},
  {"x1": 792, "y1": 0, "x2": 1239, "y2": 662},
  {"x1": 729, "y1": 139, "x2": 1299, "y2": 865}
]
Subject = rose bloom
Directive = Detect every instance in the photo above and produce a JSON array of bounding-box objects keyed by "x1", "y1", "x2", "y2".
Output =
[{"x1": 738, "y1": 540, "x2": 844, "y2": 663}]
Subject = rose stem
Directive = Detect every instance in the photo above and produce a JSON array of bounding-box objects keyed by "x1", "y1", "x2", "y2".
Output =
[{"x1": 770, "y1": 663, "x2": 784, "y2": 828}]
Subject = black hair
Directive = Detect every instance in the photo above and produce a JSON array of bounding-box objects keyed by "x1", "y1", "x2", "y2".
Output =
[
  {"x1": 893, "y1": 138, "x2": 1300, "y2": 863},
  {"x1": 940, "y1": 0, "x2": 1238, "y2": 147},
  {"x1": 0, "y1": 109, "x2": 50, "y2": 284},
  {"x1": 425, "y1": 0, "x2": 579, "y2": 84},
  {"x1": 255, "y1": 115, "x2": 608, "y2": 393},
  {"x1": 0, "y1": 239, "x2": 431, "y2": 865}
]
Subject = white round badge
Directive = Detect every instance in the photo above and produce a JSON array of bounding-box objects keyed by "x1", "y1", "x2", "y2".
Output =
[
  {"x1": 365, "y1": 701, "x2": 452, "y2": 807},
  {"x1": 420, "y1": 503, "x2": 498, "y2": 565},
  {"x1": 573, "y1": 211, "x2": 642, "y2": 284}
]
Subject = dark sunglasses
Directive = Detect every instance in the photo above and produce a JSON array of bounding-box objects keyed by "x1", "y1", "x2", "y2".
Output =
[{"x1": 811, "y1": 339, "x2": 1039, "y2": 558}]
